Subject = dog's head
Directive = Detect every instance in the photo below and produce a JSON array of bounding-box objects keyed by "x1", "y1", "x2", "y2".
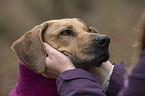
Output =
[{"x1": 12, "y1": 18, "x2": 110, "y2": 74}]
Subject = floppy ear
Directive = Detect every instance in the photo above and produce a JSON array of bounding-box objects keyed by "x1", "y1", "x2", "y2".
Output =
[{"x1": 11, "y1": 23, "x2": 48, "y2": 74}]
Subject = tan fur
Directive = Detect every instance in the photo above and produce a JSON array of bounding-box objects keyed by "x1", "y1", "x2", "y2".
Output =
[
  {"x1": 11, "y1": 24, "x2": 48, "y2": 74},
  {"x1": 42, "y1": 18, "x2": 99, "y2": 63},
  {"x1": 11, "y1": 18, "x2": 108, "y2": 74}
]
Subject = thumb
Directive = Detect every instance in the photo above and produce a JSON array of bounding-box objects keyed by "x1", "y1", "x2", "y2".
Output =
[{"x1": 43, "y1": 42, "x2": 58, "y2": 56}]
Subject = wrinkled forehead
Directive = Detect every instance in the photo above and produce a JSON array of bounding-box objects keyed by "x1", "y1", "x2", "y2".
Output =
[{"x1": 44, "y1": 18, "x2": 88, "y2": 29}]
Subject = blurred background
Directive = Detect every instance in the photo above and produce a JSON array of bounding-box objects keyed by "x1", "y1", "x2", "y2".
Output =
[{"x1": 0, "y1": 0, "x2": 145, "y2": 95}]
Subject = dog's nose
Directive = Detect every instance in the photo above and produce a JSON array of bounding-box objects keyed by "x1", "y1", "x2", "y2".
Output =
[{"x1": 95, "y1": 35, "x2": 110, "y2": 47}]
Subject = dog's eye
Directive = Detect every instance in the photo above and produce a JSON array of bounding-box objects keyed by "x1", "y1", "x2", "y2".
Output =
[{"x1": 60, "y1": 30, "x2": 73, "y2": 36}]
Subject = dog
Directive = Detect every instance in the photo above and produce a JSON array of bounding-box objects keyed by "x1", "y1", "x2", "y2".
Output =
[{"x1": 11, "y1": 18, "x2": 110, "y2": 74}]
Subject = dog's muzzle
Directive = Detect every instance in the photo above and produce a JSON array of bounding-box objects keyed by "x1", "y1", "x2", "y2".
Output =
[{"x1": 72, "y1": 35, "x2": 110, "y2": 69}]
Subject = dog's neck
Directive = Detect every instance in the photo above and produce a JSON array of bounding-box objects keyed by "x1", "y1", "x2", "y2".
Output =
[{"x1": 88, "y1": 61, "x2": 113, "y2": 84}]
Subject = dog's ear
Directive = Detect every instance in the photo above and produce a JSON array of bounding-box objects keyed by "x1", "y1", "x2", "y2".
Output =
[
  {"x1": 11, "y1": 23, "x2": 48, "y2": 74},
  {"x1": 89, "y1": 27, "x2": 99, "y2": 33}
]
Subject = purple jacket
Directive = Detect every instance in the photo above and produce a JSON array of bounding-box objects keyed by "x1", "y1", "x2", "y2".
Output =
[
  {"x1": 56, "y1": 42, "x2": 145, "y2": 96},
  {"x1": 56, "y1": 63, "x2": 126, "y2": 96},
  {"x1": 8, "y1": 61, "x2": 58, "y2": 96},
  {"x1": 9, "y1": 61, "x2": 125, "y2": 96}
]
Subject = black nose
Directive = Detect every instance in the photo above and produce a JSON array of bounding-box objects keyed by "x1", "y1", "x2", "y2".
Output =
[{"x1": 95, "y1": 35, "x2": 110, "y2": 47}]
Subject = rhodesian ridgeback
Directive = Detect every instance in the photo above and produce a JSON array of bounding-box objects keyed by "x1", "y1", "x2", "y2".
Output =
[{"x1": 11, "y1": 18, "x2": 110, "y2": 74}]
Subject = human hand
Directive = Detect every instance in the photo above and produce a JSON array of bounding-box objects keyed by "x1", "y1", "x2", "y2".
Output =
[
  {"x1": 42, "y1": 43, "x2": 76, "y2": 79},
  {"x1": 88, "y1": 61, "x2": 113, "y2": 83}
]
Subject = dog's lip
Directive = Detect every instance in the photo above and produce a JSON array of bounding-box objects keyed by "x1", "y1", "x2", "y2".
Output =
[
  {"x1": 91, "y1": 52, "x2": 109, "y2": 63},
  {"x1": 61, "y1": 51, "x2": 73, "y2": 59}
]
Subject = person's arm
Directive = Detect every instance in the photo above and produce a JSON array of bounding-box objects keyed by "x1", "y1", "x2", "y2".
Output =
[
  {"x1": 56, "y1": 69, "x2": 107, "y2": 96},
  {"x1": 43, "y1": 43, "x2": 107, "y2": 96},
  {"x1": 56, "y1": 62, "x2": 126, "y2": 96}
]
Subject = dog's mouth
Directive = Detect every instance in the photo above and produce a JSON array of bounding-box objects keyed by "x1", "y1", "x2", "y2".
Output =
[
  {"x1": 90, "y1": 52, "x2": 110, "y2": 67},
  {"x1": 62, "y1": 48, "x2": 110, "y2": 69},
  {"x1": 80, "y1": 50, "x2": 109, "y2": 69}
]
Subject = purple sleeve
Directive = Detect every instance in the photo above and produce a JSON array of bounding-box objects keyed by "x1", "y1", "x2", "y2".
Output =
[
  {"x1": 118, "y1": 42, "x2": 145, "y2": 96},
  {"x1": 106, "y1": 62, "x2": 126, "y2": 96},
  {"x1": 56, "y1": 69, "x2": 106, "y2": 96},
  {"x1": 8, "y1": 60, "x2": 58, "y2": 96},
  {"x1": 56, "y1": 63, "x2": 126, "y2": 96}
]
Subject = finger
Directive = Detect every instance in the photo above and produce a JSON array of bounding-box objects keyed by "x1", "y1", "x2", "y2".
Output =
[
  {"x1": 44, "y1": 42, "x2": 64, "y2": 59},
  {"x1": 44, "y1": 42, "x2": 58, "y2": 55},
  {"x1": 42, "y1": 70, "x2": 58, "y2": 79},
  {"x1": 42, "y1": 73, "x2": 57, "y2": 79},
  {"x1": 46, "y1": 56, "x2": 51, "y2": 62},
  {"x1": 42, "y1": 73, "x2": 48, "y2": 78}
]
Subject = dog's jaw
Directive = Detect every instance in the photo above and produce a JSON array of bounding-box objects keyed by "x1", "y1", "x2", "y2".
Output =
[
  {"x1": 59, "y1": 44, "x2": 110, "y2": 70},
  {"x1": 70, "y1": 50, "x2": 110, "y2": 70}
]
